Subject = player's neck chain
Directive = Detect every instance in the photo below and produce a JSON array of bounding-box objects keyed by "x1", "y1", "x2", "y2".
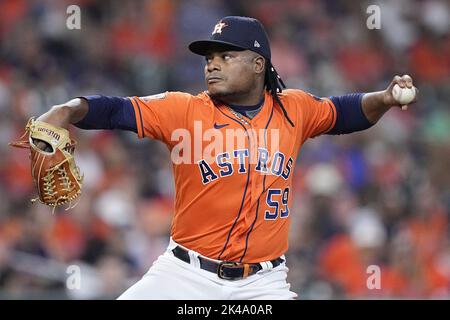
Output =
[{"x1": 227, "y1": 107, "x2": 250, "y2": 126}]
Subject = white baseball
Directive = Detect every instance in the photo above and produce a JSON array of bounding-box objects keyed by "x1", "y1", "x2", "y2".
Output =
[{"x1": 392, "y1": 84, "x2": 416, "y2": 105}]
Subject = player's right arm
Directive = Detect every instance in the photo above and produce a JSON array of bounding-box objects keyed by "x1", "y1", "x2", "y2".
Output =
[
  {"x1": 35, "y1": 96, "x2": 135, "y2": 149},
  {"x1": 36, "y1": 97, "x2": 89, "y2": 129},
  {"x1": 34, "y1": 98, "x2": 89, "y2": 151},
  {"x1": 37, "y1": 95, "x2": 138, "y2": 133},
  {"x1": 36, "y1": 92, "x2": 192, "y2": 146}
]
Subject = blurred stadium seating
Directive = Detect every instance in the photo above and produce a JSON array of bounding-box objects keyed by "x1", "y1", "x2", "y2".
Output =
[{"x1": 0, "y1": 0, "x2": 449, "y2": 299}]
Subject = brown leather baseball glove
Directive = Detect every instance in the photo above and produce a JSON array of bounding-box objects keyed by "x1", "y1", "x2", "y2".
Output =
[{"x1": 10, "y1": 118, "x2": 83, "y2": 210}]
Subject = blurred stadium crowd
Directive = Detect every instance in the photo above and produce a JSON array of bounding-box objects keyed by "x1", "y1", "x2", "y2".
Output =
[{"x1": 0, "y1": 0, "x2": 449, "y2": 299}]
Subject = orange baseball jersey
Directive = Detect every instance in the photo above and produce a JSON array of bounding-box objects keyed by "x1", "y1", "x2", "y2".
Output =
[{"x1": 129, "y1": 89, "x2": 336, "y2": 263}]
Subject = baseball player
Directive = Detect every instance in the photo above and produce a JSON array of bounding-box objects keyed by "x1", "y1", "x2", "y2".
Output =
[{"x1": 35, "y1": 16, "x2": 417, "y2": 299}]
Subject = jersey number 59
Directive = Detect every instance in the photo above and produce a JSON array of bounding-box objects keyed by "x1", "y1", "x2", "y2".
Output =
[{"x1": 264, "y1": 188, "x2": 290, "y2": 220}]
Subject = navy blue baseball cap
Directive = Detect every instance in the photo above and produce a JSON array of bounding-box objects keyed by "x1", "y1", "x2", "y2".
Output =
[{"x1": 189, "y1": 16, "x2": 271, "y2": 60}]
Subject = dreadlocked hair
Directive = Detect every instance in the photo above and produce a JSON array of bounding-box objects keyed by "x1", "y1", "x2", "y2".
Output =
[{"x1": 264, "y1": 61, "x2": 294, "y2": 127}]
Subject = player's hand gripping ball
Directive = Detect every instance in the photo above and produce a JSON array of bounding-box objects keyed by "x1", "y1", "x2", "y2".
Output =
[
  {"x1": 9, "y1": 118, "x2": 83, "y2": 210},
  {"x1": 392, "y1": 84, "x2": 416, "y2": 106},
  {"x1": 387, "y1": 74, "x2": 418, "y2": 111}
]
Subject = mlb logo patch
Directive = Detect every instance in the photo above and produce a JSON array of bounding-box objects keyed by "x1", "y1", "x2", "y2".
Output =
[{"x1": 141, "y1": 93, "x2": 167, "y2": 102}]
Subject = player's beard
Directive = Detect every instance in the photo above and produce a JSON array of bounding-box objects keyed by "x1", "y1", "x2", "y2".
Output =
[
  {"x1": 207, "y1": 85, "x2": 254, "y2": 104},
  {"x1": 208, "y1": 90, "x2": 239, "y2": 99}
]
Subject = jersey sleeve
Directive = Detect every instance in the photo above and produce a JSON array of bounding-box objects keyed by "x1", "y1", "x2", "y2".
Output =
[
  {"x1": 291, "y1": 90, "x2": 337, "y2": 140},
  {"x1": 129, "y1": 91, "x2": 192, "y2": 144}
]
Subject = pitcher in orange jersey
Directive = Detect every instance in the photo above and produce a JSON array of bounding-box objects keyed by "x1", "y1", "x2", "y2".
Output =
[{"x1": 35, "y1": 16, "x2": 418, "y2": 299}]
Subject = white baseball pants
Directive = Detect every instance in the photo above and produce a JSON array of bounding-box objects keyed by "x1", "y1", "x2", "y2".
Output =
[{"x1": 117, "y1": 238, "x2": 297, "y2": 300}]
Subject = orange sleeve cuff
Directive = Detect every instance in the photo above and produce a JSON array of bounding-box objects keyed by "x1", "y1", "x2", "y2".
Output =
[
  {"x1": 130, "y1": 97, "x2": 144, "y2": 139},
  {"x1": 324, "y1": 98, "x2": 337, "y2": 134}
]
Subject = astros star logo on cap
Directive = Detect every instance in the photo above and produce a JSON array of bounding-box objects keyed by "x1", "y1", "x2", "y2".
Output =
[{"x1": 212, "y1": 22, "x2": 227, "y2": 35}]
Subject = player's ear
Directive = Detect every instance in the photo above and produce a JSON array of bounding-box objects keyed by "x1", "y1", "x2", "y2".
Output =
[{"x1": 253, "y1": 56, "x2": 265, "y2": 74}]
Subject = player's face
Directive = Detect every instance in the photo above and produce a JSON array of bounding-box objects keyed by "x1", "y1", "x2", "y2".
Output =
[{"x1": 204, "y1": 48, "x2": 264, "y2": 102}]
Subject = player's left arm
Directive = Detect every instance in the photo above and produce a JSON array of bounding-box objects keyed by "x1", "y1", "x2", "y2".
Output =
[
  {"x1": 361, "y1": 74, "x2": 418, "y2": 124},
  {"x1": 296, "y1": 74, "x2": 418, "y2": 140},
  {"x1": 325, "y1": 74, "x2": 418, "y2": 136}
]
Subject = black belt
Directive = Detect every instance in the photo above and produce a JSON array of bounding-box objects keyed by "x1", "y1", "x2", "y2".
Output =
[{"x1": 172, "y1": 245, "x2": 284, "y2": 280}]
